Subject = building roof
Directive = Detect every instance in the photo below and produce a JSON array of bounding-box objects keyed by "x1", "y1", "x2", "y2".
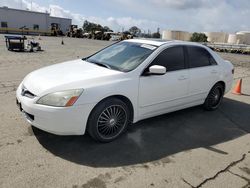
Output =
[
  {"x1": 0, "y1": 6, "x2": 72, "y2": 20},
  {"x1": 0, "y1": 6, "x2": 49, "y2": 15}
]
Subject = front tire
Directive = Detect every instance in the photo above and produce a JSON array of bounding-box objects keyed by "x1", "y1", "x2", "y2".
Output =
[
  {"x1": 87, "y1": 98, "x2": 130, "y2": 142},
  {"x1": 203, "y1": 83, "x2": 224, "y2": 111}
]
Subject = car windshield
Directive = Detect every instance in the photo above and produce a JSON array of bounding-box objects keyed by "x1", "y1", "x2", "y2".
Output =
[{"x1": 85, "y1": 41, "x2": 156, "y2": 72}]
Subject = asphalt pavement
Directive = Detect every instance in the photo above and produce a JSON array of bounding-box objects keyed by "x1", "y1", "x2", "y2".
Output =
[{"x1": 0, "y1": 35, "x2": 249, "y2": 188}]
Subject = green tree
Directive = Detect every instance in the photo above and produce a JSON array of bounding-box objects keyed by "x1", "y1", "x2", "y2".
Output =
[
  {"x1": 129, "y1": 26, "x2": 141, "y2": 36},
  {"x1": 103, "y1": 26, "x2": 113, "y2": 32},
  {"x1": 83, "y1": 20, "x2": 92, "y2": 32},
  {"x1": 152, "y1": 32, "x2": 160, "y2": 38},
  {"x1": 83, "y1": 20, "x2": 111, "y2": 33},
  {"x1": 190, "y1": 32, "x2": 208, "y2": 42}
]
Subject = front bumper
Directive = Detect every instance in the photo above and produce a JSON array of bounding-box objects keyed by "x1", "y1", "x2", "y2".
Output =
[{"x1": 16, "y1": 85, "x2": 96, "y2": 135}]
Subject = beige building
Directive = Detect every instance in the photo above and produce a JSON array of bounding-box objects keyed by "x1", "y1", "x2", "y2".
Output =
[
  {"x1": 235, "y1": 31, "x2": 250, "y2": 44},
  {"x1": 203, "y1": 32, "x2": 228, "y2": 43},
  {"x1": 227, "y1": 34, "x2": 237, "y2": 44},
  {"x1": 161, "y1": 29, "x2": 250, "y2": 45},
  {"x1": 204, "y1": 31, "x2": 250, "y2": 45},
  {"x1": 162, "y1": 30, "x2": 191, "y2": 41}
]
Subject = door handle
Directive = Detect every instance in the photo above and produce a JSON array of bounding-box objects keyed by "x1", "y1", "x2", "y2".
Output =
[
  {"x1": 211, "y1": 70, "x2": 217, "y2": 74},
  {"x1": 178, "y1": 76, "x2": 188, "y2": 80}
]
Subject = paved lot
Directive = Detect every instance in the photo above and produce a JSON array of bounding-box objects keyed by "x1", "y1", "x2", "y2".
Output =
[{"x1": 0, "y1": 35, "x2": 250, "y2": 188}]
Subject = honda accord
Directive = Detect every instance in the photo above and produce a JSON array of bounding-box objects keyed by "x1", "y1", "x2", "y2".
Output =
[{"x1": 16, "y1": 39, "x2": 234, "y2": 142}]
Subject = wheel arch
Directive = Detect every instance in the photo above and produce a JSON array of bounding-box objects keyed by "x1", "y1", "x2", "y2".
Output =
[
  {"x1": 206, "y1": 80, "x2": 226, "y2": 100},
  {"x1": 88, "y1": 95, "x2": 134, "y2": 124},
  {"x1": 214, "y1": 81, "x2": 226, "y2": 94},
  {"x1": 203, "y1": 80, "x2": 226, "y2": 111}
]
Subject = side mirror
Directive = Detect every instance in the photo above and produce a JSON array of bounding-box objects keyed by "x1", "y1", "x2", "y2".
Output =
[{"x1": 149, "y1": 65, "x2": 166, "y2": 75}]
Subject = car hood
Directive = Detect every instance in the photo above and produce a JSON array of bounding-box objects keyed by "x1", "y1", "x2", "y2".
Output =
[{"x1": 22, "y1": 59, "x2": 122, "y2": 96}]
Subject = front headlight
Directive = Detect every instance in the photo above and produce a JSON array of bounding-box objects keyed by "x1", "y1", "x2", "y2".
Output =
[{"x1": 36, "y1": 89, "x2": 83, "y2": 107}]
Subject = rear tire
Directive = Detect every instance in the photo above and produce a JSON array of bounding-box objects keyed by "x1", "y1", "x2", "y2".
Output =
[
  {"x1": 203, "y1": 83, "x2": 224, "y2": 111},
  {"x1": 87, "y1": 98, "x2": 130, "y2": 143}
]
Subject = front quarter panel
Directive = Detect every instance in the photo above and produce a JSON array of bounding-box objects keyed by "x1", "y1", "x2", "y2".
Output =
[{"x1": 75, "y1": 73, "x2": 139, "y2": 122}]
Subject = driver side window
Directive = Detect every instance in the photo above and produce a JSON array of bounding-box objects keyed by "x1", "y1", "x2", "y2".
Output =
[{"x1": 149, "y1": 46, "x2": 185, "y2": 72}]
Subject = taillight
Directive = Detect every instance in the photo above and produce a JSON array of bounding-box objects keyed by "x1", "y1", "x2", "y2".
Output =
[{"x1": 232, "y1": 68, "x2": 234, "y2": 74}]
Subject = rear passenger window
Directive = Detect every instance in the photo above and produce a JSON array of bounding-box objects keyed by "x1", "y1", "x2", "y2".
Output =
[
  {"x1": 150, "y1": 46, "x2": 185, "y2": 72},
  {"x1": 187, "y1": 46, "x2": 216, "y2": 68}
]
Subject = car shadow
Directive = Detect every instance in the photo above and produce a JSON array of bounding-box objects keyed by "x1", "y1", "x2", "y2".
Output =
[{"x1": 33, "y1": 98, "x2": 250, "y2": 167}]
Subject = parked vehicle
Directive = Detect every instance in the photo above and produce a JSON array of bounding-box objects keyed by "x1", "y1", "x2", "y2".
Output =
[
  {"x1": 5, "y1": 35, "x2": 26, "y2": 51},
  {"x1": 16, "y1": 39, "x2": 234, "y2": 142},
  {"x1": 51, "y1": 23, "x2": 64, "y2": 36},
  {"x1": 110, "y1": 33, "x2": 121, "y2": 41},
  {"x1": 5, "y1": 35, "x2": 41, "y2": 52},
  {"x1": 102, "y1": 32, "x2": 112, "y2": 41},
  {"x1": 66, "y1": 25, "x2": 84, "y2": 38}
]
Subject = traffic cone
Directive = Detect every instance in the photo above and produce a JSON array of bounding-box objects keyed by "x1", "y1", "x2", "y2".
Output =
[
  {"x1": 232, "y1": 79, "x2": 242, "y2": 95},
  {"x1": 61, "y1": 38, "x2": 64, "y2": 45}
]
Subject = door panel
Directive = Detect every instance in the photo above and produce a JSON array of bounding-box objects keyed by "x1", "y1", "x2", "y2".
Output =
[
  {"x1": 189, "y1": 66, "x2": 220, "y2": 101},
  {"x1": 139, "y1": 70, "x2": 189, "y2": 117},
  {"x1": 186, "y1": 46, "x2": 221, "y2": 102},
  {"x1": 138, "y1": 45, "x2": 189, "y2": 118}
]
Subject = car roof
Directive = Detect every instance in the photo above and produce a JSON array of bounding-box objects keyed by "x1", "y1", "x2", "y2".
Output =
[
  {"x1": 125, "y1": 38, "x2": 205, "y2": 47},
  {"x1": 125, "y1": 39, "x2": 171, "y2": 46}
]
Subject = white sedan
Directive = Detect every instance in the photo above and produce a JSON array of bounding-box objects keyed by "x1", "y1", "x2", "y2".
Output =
[{"x1": 16, "y1": 39, "x2": 234, "y2": 142}]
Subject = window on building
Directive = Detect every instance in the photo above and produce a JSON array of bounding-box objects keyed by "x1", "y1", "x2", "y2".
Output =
[
  {"x1": 33, "y1": 24, "x2": 39, "y2": 30},
  {"x1": 1, "y1": 22, "x2": 8, "y2": 28}
]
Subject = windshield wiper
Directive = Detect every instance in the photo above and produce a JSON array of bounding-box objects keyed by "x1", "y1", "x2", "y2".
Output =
[
  {"x1": 92, "y1": 62, "x2": 112, "y2": 69},
  {"x1": 85, "y1": 59, "x2": 122, "y2": 71}
]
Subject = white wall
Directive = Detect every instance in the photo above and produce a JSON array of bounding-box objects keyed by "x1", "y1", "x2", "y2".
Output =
[
  {"x1": 0, "y1": 7, "x2": 49, "y2": 31},
  {"x1": 0, "y1": 7, "x2": 72, "y2": 34}
]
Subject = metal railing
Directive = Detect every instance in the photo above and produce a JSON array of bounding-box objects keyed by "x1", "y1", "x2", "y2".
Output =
[
  {"x1": 204, "y1": 42, "x2": 250, "y2": 50},
  {"x1": 203, "y1": 42, "x2": 250, "y2": 54}
]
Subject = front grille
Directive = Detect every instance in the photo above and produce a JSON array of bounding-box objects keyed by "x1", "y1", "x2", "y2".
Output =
[{"x1": 21, "y1": 86, "x2": 36, "y2": 98}]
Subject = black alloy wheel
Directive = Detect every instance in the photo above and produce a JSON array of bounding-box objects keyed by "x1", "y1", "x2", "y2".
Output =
[
  {"x1": 203, "y1": 83, "x2": 224, "y2": 111},
  {"x1": 97, "y1": 105, "x2": 127, "y2": 139},
  {"x1": 87, "y1": 98, "x2": 130, "y2": 142}
]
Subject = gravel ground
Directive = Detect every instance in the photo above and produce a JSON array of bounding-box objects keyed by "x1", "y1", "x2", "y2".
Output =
[
  {"x1": 0, "y1": 35, "x2": 249, "y2": 188},
  {"x1": 219, "y1": 52, "x2": 250, "y2": 68}
]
